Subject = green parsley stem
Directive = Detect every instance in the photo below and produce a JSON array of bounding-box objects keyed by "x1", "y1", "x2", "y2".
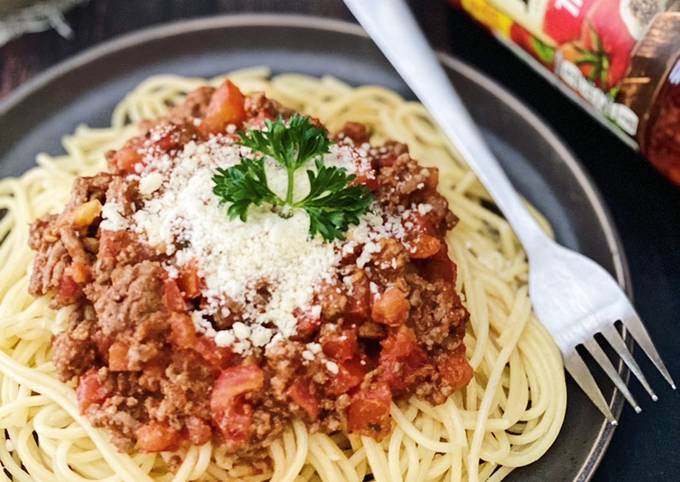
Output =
[{"x1": 285, "y1": 167, "x2": 295, "y2": 205}]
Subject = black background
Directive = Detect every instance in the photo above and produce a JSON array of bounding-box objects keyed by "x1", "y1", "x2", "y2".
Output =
[{"x1": 1, "y1": 1, "x2": 678, "y2": 480}]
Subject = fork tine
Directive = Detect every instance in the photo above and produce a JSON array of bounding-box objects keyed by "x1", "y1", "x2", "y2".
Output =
[
  {"x1": 583, "y1": 338, "x2": 641, "y2": 413},
  {"x1": 564, "y1": 351, "x2": 616, "y2": 424},
  {"x1": 620, "y1": 306, "x2": 676, "y2": 390},
  {"x1": 601, "y1": 325, "x2": 658, "y2": 401}
]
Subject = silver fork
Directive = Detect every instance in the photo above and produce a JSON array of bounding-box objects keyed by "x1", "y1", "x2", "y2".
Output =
[{"x1": 345, "y1": 0, "x2": 676, "y2": 421}]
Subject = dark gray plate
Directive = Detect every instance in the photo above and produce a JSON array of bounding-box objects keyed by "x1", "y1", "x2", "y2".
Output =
[{"x1": 0, "y1": 14, "x2": 629, "y2": 482}]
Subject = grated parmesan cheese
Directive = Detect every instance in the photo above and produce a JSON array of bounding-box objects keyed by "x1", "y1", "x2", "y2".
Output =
[
  {"x1": 129, "y1": 136, "x2": 343, "y2": 352},
  {"x1": 100, "y1": 202, "x2": 128, "y2": 231},
  {"x1": 138, "y1": 171, "x2": 164, "y2": 196},
  {"x1": 325, "y1": 360, "x2": 339, "y2": 375}
]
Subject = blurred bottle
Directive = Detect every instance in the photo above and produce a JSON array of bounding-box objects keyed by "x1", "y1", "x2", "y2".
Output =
[{"x1": 449, "y1": 0, "x2": 680, "y2": 185}]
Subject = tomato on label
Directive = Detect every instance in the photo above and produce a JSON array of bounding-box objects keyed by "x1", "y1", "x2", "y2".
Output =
[{"x1": 543, "y1": 0, "x2": 597, "y2": 44}]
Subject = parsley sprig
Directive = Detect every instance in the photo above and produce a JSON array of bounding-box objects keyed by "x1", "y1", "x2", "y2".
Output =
[{"x1": 212, "y1": 114, "x2": 373, "y2": 241}]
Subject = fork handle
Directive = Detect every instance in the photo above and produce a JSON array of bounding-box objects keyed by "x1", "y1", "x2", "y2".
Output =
[{"x1": 344, "y1": 0, "x2": 549, "y2": 250}]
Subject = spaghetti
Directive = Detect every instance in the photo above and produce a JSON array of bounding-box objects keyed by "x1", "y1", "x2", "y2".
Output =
[{"x1": 0, "y1": 68, "x2": 566, "y2": 482}]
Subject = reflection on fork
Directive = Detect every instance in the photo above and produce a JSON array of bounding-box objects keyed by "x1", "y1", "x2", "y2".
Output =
[{"x1": 529, "y1": 240, "x2": 675, "y2": 421}]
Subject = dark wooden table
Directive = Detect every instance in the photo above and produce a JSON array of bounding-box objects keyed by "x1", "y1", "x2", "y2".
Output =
[{"x1": 1, "y1": 1, "x2": 679, "y2": 480}]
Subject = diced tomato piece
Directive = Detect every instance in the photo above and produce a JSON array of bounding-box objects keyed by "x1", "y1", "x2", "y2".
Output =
[
  {"x1": 345, "y1": 270, "x2": 371, "y2": 320},
  {"x1": 418, "y1": 242, "x2": 455, "y2": 283},
  {"x1": 185, "y1": 416, "x2": 212, "y2": 445},
  {"x1": 199, "y1": 80, "x2": 246, "y2": 136},
  {"x1": 169, "y1": 312, "x2": 197, "y2": 349},
  {"x1": 135, "y1": 421, "x2": 181, "y2": 452},
  {"x1": 287, "y1": 378, "x2": 320, "y2": 420},
  {"x1": 210, "y1": 365, "x2": 264, "y2": 413},
  {"x1": 108, "y1": 342, "x2": 130, "y2": 371},
  {"x1": 409, "y1": 234, "x2": 441, "y2": 259},
  {"x1": 58, "y1": 275, "x2": 80, "y2": 300},
  {"x1": 213, "y1": 395, "x2": 253, "y2": 443},
  {"x1": 111, "y1": 146, "x2": 143, "y2": 174},
  {"x1": 92, "y1": 331, "x2": 113, "y2": 358},
  {"x1": 325, "y1": 357, "x2": 366, "y2": 396},
  {"x1": 437, "y1": 345, "x2": 473, "y2": 391},
  {"x1": 371, "y1": 286, "x2": 409, "y2": 327},
  {"x1": 379, "y1": 326, "x2": 430, "y2": 391},
  {"x1": 178, "y1": 262, "x2": 201, "y2": 299},
  {"x1": 294, "y1": 308, "x2": 321, "y2": 339},
  {"x1": 163, "y1": 279, "x2": 187, "y2": 312},
  {"x1": 321, "y1": 329, "x2": 358, "y2": 362},
  {"x1": 210, "y1": 365, "x2": 262, "y2": 443},
  {"x1": 194, "y1": 336, "x2": 233, "y2": 370},
  {"x1": 76, "y1": 370, "x2": 110, "y2": 412},
  {"x1": 347, "y1": 381, "x2": 392, "y2": 440},
  {"x1": 69, "y1": 262, "x2": 92, "y2": 284}
]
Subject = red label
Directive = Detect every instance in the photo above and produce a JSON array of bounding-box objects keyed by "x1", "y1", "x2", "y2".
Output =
[{"x1": 544, "y1": 0, "x2": 597, "y2": 43}]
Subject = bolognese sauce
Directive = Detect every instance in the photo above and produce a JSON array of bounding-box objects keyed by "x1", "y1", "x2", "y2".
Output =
[{"x1": 28, "y1": 80, "x2": 472, "y2": 460}]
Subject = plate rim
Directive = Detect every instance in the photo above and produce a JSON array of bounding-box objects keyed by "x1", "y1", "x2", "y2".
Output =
[{"x1": 0, "y1": 13, "x2": 630, "y2": 481}]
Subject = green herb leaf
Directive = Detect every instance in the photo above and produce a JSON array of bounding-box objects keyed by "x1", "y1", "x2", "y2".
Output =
[
  {"x1": 212, "y1": 156, "x2": 281, "y2": 221},
  {"x1": 296, "y1": 159, "x2": 374, "y2": 241},
  {"x1": 239, "y1": 114, "x2": 331, "y2": 171},
  {"x1": 213, "y1": 114, "x2": 374, "y2": 241}
]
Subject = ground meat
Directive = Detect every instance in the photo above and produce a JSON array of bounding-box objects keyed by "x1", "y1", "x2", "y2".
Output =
[
  {"x1": 66, "y1": 173, "x2": 112, "y2": 209},
  {"x1": 244, "y1": 92, "x2": 293, "y2": 127},
  {"x1": 407, "y1": 273, "x2": 468, "y2": 352},
  {"x1": 337, "y1": 121, "x2": 371, "y2": 144},
  {"x1": 377, "y1": 152, "x2": 437, "y2": 213},
  {"x1": 28, "y1": 214, "x2": 57, "y2": 251},
  {"x1": 168, "y1": 86, "x2": 214, "y2": 122},
  {"x1": 52, "y1": 332, "x2": 96, "y2": 381},
  {"x1": 155, "y1": 352, "x2": 214, "y2": 423},
  {"x1": 318, "y1": 281, "x2": 348, "y2": 320},
  {"x1": 265, "y1": 341, "x2": 304, "y2": 401},
  {"x1": 28, "y1": 235, "x2": 68, "y2": 297},
  {"x1": 92, "y1": 261, "x2": 165, "y2": 336}
]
